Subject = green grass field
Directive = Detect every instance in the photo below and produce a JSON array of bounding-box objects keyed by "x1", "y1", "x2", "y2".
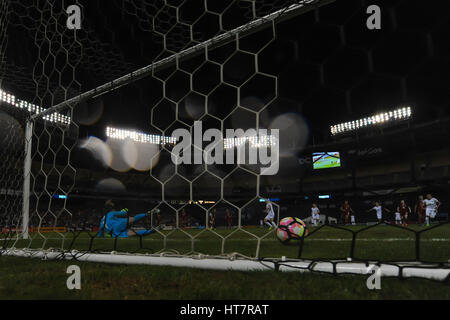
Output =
[
  {"x1": 1, "y1": 224, "x2": 449, "y2": 299},
  {"x1": 4, "y1": 224, "x2": 450, "y2": 262},
  {"x1": 0, "y1": 256, "x2": 449, "y2": 299}
]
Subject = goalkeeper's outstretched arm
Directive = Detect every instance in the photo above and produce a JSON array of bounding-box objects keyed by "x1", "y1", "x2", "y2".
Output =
[{"x1": 126, "y1": 208, "x2": 160, "y2": 237}]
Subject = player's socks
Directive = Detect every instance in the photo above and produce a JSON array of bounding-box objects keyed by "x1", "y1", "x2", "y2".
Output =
[
  {"x1": 137, "y1": 229, "x2": 152, "y2": 236},
  {"x1": 265, "y1": 221, "x2": 272, "y2": 228},
  {"x1": 271, "y1": 222, "x2": 277, "y2": 228}
]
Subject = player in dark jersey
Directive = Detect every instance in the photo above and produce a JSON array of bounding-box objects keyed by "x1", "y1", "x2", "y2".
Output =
[
  {"x1": 209, "y1": 209, "x2": 216, "y2": 230},
  {"x1": 414, "y1": 195, "x2": 425, "y2": 225},
  {"x1": 397, "y1": 200, "x2": 411, "y2": 226},
  {"x1": 154, "y1": 209, "x2": 161, "y2": 228},
  {"x1": 180, "y1": 208, "x2": 187, "y2": 228},
  {"x1": 225, "y1": 209, "x2": 232, "y2": 229},
  {"x1": 340, "y1": 200, "x2": 354, "y2": 225}
]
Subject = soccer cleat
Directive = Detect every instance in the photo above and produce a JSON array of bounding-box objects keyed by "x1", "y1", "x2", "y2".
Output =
[{"x1": 269, "y1": 226, "x2": 274, "y2": 231}]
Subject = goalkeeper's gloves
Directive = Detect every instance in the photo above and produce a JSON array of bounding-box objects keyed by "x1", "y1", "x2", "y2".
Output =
[{"x1": 148, "y1": 208, "x2": 160, "y2": 215}]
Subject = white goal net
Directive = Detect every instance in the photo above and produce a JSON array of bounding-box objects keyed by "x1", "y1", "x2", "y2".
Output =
[{"x1": 0, "y1": 0, "x2": 448, "y2": 282}]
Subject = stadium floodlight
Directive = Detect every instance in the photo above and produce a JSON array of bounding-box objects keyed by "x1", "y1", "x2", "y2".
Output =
[
  {"x1": 105, "y1": 126, "x2": 177, "y2": 146},
  {"x1": 106, "y1": 126, "x2": 275, "y2": 149},
  {"x1": 0, "y1": 88, "x2": 71, "y2": 125},
  {"x1": 330, "y1": 106, "x2": 412, "y2": 136},
  {"x1": 224, "y1": 135, "x2": 276, "y2": 149}
]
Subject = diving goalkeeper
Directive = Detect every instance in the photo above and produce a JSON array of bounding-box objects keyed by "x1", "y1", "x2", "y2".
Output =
[{"x1": 97, "y1": 200, "x2": 159, "y2": 238}]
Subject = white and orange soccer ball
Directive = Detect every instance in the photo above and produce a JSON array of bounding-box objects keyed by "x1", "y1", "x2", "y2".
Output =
[{"x1": 276, "y1": 217, "x2": 308, "y2": 243}]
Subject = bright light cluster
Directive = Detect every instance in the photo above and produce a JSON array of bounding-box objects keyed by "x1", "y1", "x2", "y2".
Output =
[
  {"x1": 106, "y1": 126, "x2": 275, "y2": 150},
  {"x1": 0, "y1": 88, "x2": 71, "y2": 124},
  {"x1": 223, "y1": 135, "x2": 276, "y2": 149},
  {"x1": 106, "y1": 126, "x2": 178, "y2": 145},
  {"x1": 330, "y1": 107, "x2": 412, "y2": 135}
]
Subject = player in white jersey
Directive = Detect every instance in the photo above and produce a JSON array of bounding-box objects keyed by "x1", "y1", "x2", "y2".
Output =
[
  {"x1": 423, "y1": 194, "x2": 441, "y2": 227},
  {"x1": 367, "y1": 202, "x2": 390, "y2": 223},
  {"x1": 263, "y1": 199, "x2": 277, "y2": 230},
  {"x1": 311, "y1": 203, "x2": 320, "y2": 226}
]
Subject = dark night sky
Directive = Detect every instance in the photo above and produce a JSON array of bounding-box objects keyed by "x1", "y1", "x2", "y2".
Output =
[
  {"x1": 1, "y1": 0, "x2": 450, "y2": 206},
  {"x1": 4, "y1": 0, "x2": 450, "y2": 146}
]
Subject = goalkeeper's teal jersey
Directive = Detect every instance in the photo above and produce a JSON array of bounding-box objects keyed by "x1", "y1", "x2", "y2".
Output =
[{"x1": 98, "y1": 211, "x2": 129, "y2": 238}]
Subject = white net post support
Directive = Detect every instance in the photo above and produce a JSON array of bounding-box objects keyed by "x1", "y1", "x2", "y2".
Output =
[{"x1": 21, "y1": 120, "x2": 33, "y2": 240}]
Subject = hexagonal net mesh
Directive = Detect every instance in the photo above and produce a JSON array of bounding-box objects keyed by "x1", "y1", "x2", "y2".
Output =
[
  {"x1": 0, "y1": 0, "x2": 448, "y2": 281},
  {"x1": 2, "y1": 0, "x2": 325, "y2": 258}
]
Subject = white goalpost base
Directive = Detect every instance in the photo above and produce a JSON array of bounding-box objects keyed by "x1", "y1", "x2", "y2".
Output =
[{"x1": 2, "y1": 248, "x2": 448, "y2": 281}]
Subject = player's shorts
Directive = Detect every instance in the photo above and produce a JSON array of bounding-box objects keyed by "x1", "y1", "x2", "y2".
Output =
[
  {"x1": 426, "y1": 209, "x2": 437, "y2": 219},
  {"x1": 313, "y1": 213, "x2": 320, "y2": 220},
  {"x1": 265, "y1": 213, "x2": 275, "y2": 220},
  {"x1": 376, "y1": 213, "x2": 382, "y2": 220},
  {"x1": 395, "y1": 213, "x2": 401, "y2": 220}
]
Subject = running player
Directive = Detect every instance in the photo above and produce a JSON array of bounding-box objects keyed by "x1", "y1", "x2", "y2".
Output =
[
  {"x1": 225, "y1": 209, "x2": 232, "y2": 229},
  {"x1": 397, "y1": 200, "x2": 411, "y2": 226},
  {"x1": 263, "y1": 199, "x2": 277, "y2": 230},
  {"x1": 423, "y1": 193, "x2": 441, "y2": 227},
  {"x1": 414, "y1": 195, "x2": 425, "y2": 225},
  {"x1": 311, "y1": 203, "x2": 320, "y2": 226},
  {"x1": 97, "y1": 200, "x2": 157, "y2": 238},
  {"x1": 209, "y1": 209, "x2": 216, "y2": 230},
  {"x1": 180, "y1": 208, "x2": 187, "y2": 228},
  {"x1": 367, "y1": 202, "x2": 390, "y2": 223},
  {"x1": 154, "y1": 209, "x2": 161, "y2": 228},
  {"x1": 340, "y1": 200, "x2": 354, "y2": 225}
]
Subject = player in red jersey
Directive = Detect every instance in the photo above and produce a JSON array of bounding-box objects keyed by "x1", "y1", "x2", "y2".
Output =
[
  {"x1": 180, "y1": 208, "x2": 187, "y2": 228},
  {"x1": 225, "y1": 209, "x2": 232, "y2": 229},
  {"x1": 397, "y1": 200, "x2": 411, "y2": 226},
  {"x1": 340, "y1": 200, "x2": 354, "y2": 225},
  {"x1": 414, "y1": 195, "x2": 425, "y2": 225}
]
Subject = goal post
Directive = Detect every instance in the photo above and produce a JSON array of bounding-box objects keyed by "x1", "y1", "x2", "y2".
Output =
[{"x1": 21, "y1": 120, "x2": 33, "y2": 240}]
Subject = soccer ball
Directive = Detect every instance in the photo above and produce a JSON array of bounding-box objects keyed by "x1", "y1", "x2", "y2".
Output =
[{"x1": 276, "y1": 217, "x2": 308, "y2": 243}]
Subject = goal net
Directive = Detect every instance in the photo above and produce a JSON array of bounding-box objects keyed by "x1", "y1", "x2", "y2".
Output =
[{"x1": 0, "y1": 0, "x2": 448, "y2": 282}]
